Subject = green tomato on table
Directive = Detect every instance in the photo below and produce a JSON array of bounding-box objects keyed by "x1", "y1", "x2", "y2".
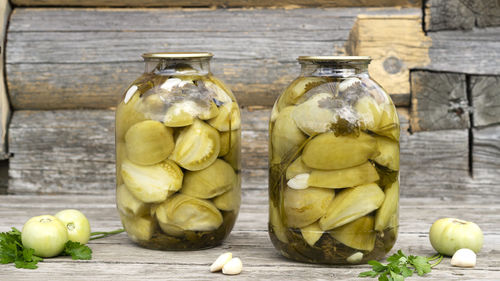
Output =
[
  {"x1": 55, "y1": 209, "x2": 91, "y2": 244},
  {"x1": 21, "y1": 215, "x2": 68, "y2": 258}
]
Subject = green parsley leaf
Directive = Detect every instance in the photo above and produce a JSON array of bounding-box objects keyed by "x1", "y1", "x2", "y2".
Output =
[
  {"x1": 0, "y1": 227, "x2": 43, "y2": 269},
  {"x1": 368, "y1": 260, "x2": 387, "y2": 272},
  {"x1": 359, "y1": 271, "x2": 378, "y2": 277},
  {"x1": 409, "y1": 255, "x2": 432, "y2": 276},
  {"x1": 359, "y1": 250, "x2": 442, "y2": 281},
  {"x1": 62, "y1": 241, "x2": 92, "y2": 260}
]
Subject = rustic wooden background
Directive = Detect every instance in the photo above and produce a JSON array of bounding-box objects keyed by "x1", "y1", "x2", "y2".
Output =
[{"x1": 0, "y1": 0, "x2": 499, "y2": 200}]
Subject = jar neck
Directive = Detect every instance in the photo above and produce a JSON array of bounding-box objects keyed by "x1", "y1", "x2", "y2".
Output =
[
  {"x1": 144, "y1": 58, "x2": 211, "y2": 75},
  {"x1": 299, "y1": 61, "x2": 368, "y2": 77}
]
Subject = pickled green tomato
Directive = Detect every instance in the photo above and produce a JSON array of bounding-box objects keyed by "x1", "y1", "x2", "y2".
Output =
[
  {"x1": 21, "y1": 215, "x2": 68, "y2": 258},
  {"x1": 55, "y1": 209, "x2": 91, "y2": 244}
]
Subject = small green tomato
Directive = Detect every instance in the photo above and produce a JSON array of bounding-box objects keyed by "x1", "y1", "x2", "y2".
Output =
[
  {"x1": 55, "y1": 209, "x2": 91, "y2": 244},
  {"x1": 429, "y1": 218, "x2": 483, "y2": 256},
  {"x1": 22, "y1": 215, "x2": 68, "y2": 258}
]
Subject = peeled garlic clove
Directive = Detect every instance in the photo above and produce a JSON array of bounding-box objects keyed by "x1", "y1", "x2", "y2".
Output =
[
  {"x1": 222, "y1": 257, "x2": 242, "y2": 275},
  {"x1": 116, "y1": 184, "x2": 149, "y2": 217},
  {"x1": 116, "y1": 92, "x2": 147, "y2": 141},
  {"x1": 213, "y1": 182, "x2": 240, "y2": 211},
  {"x1": 210, "y1": 252, "x2": 233, "y2": 272},
  {"x1": 156, "y1": 194, "x2": 223, "y2": 232},
  {"x1": 208, "y1": 102, "x2": 241, "y2": 132},
  {"x1": 269, "y1": 201, "x2": 288, "y2": 243},
  {"x1": 308, "y1": 162, "x2": 379, "y2": 189},
  {"x1": 451, "y1": 248, "x2": 476, "y2": 268},
  {"x1": 182, "y1": 159, "x2": 236, "y2": 199},
  {"x1": 277, "y1": 77, "x2": 328, "y2": 111},
  {"x1": 286, "y1": 156, "x2": 312, "y2": 180},
  {"x1": 372, "y1": 136, "x2": 399, "y2": 171},
  {"x1": 374, "y1": 181, "x2": 399, "y2": 231},
  {"x1": 319, "y1": 183, "x2": 385, "y2": 230},
  {"x1": 355, "y1": 95, "x2": 383, "y2": 131},
  {"x1": 125, "y1": 120, "x2": 175, "y2": 165},
  {"x1": 346, "y1": 252, "x2": 364, "y2": 264},
  {"x1": 292, "y1": 93, "x2": 336, "y2": 136},
  {"x1": 330, "y1": 216, "x2": 376, "y2": 251},
  {"x1": 271, "y1": 106, "x2": 307, "y2": 164},
  {"x1": 374, "y1": 103, "x2": 399, "y2": 142},
  {"x1": 121, "y1": 159, "x2": 183, "y2": 203},
  {"x1": 120, "y1": 215, "x2": 155, "y2": 242},
  {"x1": 302, "y1": 132, "x2": 378, "y2": 170},
  {"x1": 219, "y1": 130, "x2": 238, "y2": 157},
  {"x1": 284, "y1": 186, "x2": 335, "y2": 228},
  {"x1": 287, "y1": 173, "x2": 310, "y2": 190},
  {"x1": 300, "y1": 222, "x2": 324, "y2": 246},
  {"x1": 170, "y1": 119, "x2": 221, "y2": 171}
]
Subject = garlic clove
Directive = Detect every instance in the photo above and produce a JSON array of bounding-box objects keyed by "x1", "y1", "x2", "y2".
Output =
[
  {"x1": 210, "y1": 252, "x2": 232, "y2": 272},
  {"x1": 346, "y1": 252, "x2": 364, "y2": 264},
  {"x1": 222, "y1": 257, "x2": 243, "y2": 275},
  {"x1": 287, "y1": 173, "x2": 310, "y2": 190},
  {"x1": 451, "y1": 248, "x2": 476, "y2": 268}
]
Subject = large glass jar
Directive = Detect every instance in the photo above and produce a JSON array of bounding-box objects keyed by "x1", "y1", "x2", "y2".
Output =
[
  {"x1": 115, "y1": 52, "x2": 241, "y2": 250},
  {"x1": 268, "y1": 56, "x2": 399, "y2": 264}
]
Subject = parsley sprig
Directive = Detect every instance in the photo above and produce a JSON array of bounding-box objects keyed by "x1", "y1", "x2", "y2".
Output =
[
  {"x1": 0, "y1": 228, "x2": 42, "y2": 269},
  {"x1": 359, "y1": 250, "x2": 443, "y2": 281},
  {"x1": 1, "y1": 227, "x2": 124, "y2": 269}
]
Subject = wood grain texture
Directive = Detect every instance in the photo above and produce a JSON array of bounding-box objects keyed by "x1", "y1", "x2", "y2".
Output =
[
  {"x1": 7, "y1": 108, "x2": 270, "y2": 193},
  {"x1": 0, "y1": 192, "x2": 499, "y2": 280},
  {"x1": 8, "y1": 107, "x2": 496, "y2": 198},
  {"x1": 5, "y1": 8, "x2": 427, "y2": 110},
  {"x1": 470, "y1": 75, "x2": 500, "y2": 127},
  {"x1": 425, "y1": 0, "x2": 500, "y2": 31},
  {"x1": 8, "y1": 8, "x2": 500, "y2": 110},
  {"x1": 10, "y1": 0, "x2": 422, "y2": 7},
  {"x1": 0, "y1": 0, "x2": 10, "y2": 159},
  {"x1": 410, "y1": 70, "x2": 470, "y2": 132},
  {"x1": 345, "y1": 14, "x2": 431, "y2": 101},
  {"x1": 472, "y1": 125, "x2": 500, "y2": 183},
  {"x1": 5, "y1": 7, "x2": 359, "y2": 110}
]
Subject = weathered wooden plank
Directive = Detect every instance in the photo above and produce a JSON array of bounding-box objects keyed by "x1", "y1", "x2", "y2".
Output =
[
  {"x1": 426, "y1": 28, "x2": 500, "y2": 75},
  {"x1": 0, "y1": 193, "x2": 499, "y2": 280},
  {"x1": 472, "y1": 125, "x2": 500, "y2": 183},
  {"x1": 10, "y1": 0, "x2": 422, "y2": 7},
  {"x1": 410, "y1": 70, "x2": 470, "y2": 132},
  {"x1": 8, "y1": 8, "x2": 500, "y2": 110},
  {"x1": 425, "y1": 0, "x2": 500, "y2": 31},
  {"x1": 6, "y1": 8, "x2": 425, "y2": 109},
  {"x1": 345, "y1": 14, "x2": 431, "y2": 103},
  {"x1": 9, "y1": 107, "x2": 496, "y2": 198},
  {"x1": 0, "y1": 0, "x2": 10, "y2": 160},
  {"x1": 5, "y1": 7, "x2": 356, "y2": 109},
  {"x1": 470, "y1": 75, "x2": 500, "y2": 127},
  {"x1": 7, "y1": 108, "x2": 270, "y2": 193}
]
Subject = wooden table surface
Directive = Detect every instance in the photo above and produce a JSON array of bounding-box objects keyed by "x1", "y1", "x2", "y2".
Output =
[{"x1": 0, "y1": 189, "x2": 499, "y2": 280}]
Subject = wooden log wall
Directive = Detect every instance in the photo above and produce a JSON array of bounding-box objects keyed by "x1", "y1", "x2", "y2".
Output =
[{"x1": 3, "y1": 1, "x2": 500, "y2": 198}]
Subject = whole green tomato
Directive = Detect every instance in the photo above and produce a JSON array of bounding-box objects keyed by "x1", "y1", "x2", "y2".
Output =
[
  {"x1": 429, "y1": 218, "x2": 483, "y2": 256},
  {"x1": 21, "y1": 215, "x2": 68, "y2": 258},
  {"x1": 55, "y1": 209, "x2": 91, "y2": 244}
]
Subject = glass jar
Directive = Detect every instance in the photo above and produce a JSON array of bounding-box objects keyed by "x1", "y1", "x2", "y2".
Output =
[
  {"x1": 268, "y1": 56, "x2": 399, "y2": 264},
  {"x1": 115, "y1": 52, "x2": 241, "y2": 250}
]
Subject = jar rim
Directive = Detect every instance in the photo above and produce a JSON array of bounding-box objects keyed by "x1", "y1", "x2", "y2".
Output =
[
  {"x1": 142, "y1": 52, "x2": 214, "y2": 59},
  {"x1": 297, "y1": 56, "x2": 371, "y2": 63}
]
